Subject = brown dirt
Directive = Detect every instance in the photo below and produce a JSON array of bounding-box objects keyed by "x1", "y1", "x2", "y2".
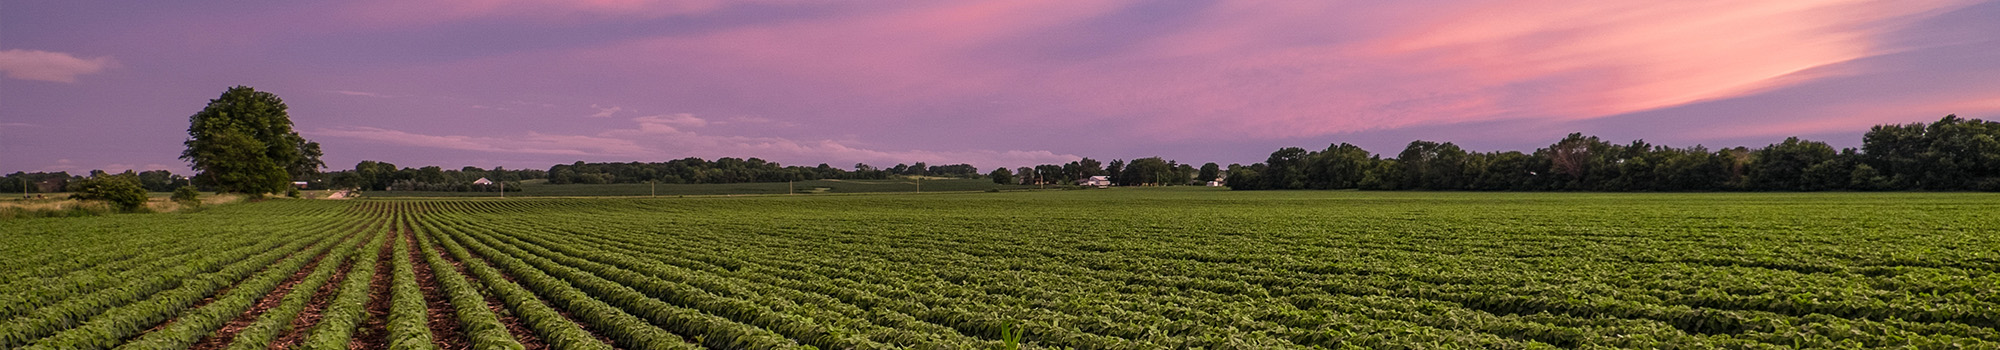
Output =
[
  {"x1": 187, "y1": 248, "x2": 333, "y2": 350},
  {"x1": 139, "y1": 245, "x2": 310, "y2": 337},
  {"x1": 406, "y1": 226, "x2": 469, "y2": 350},
  {"x1": 269, "y1": 245, "x2": 358, "y2": 350},
  {"x1": 432, "y1": 238, "x2": 548, "y2": 350},
  {"x1": 349, "y1": 231, "x2": 396, "y2": 350},
  {"x1": 449, "y1": 238, "x2": 616, "y2": 348}
]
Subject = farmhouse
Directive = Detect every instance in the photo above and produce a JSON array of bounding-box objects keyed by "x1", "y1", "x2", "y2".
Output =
[
  {"x1": 472, "y1": 177, "x2": 494, "y2": 185},
  {"x1": 1078, "y1": 175, "x2": 1111, "y2": 188}
]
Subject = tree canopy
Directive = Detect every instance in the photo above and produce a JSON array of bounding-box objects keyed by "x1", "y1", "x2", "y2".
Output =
[
  {"x1": 1227, "y1": 115, "x2": 2000, "y2": 192},
  {"x1": 180, "y1": 86, "x2": 322, "y2": 194}
]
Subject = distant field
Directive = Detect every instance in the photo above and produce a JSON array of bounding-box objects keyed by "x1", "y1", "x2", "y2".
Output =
[
  {"x1": 362, "y1": 178, "x2": 1036, "y2": 197},
  {"x1": 2, "y1": 190, "x2": 1997, "y2": 349}
]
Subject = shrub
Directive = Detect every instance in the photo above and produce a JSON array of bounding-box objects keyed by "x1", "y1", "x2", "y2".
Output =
[
  {"x1": 172, "y1": 186, "x2": 202, "y2": 204},
  {"x1": 68, "y1": 175, "x2": 149, "y2": 212}
]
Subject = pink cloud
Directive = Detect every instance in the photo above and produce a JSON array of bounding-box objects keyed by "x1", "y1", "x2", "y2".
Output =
[
  {"x1": 309, "y1": 127, "x2": 649, "y2": 156},
  {"x1": 1045, "y1": 0, "x2": 1979, "y2": 140},
  {"x1": 339, "y1": 0, "x2": 732, "y2": 27},
  {"x1": 314, "y1": 115, "x2": 1080, "y2": 169},
  {"x1": 495, "y1": 0, "x2": 1973, "y2": 144},
  {"x1": 1690, "y1": 94, "x2": 2000, "y2": 140},
  {"x1": 587, "y1": 104, "x2": 623, "y2": 118},
  {"x1": 1374, "y1": 0, "x2": 1966, "y2": 118},
  {"x1": 330, "y1": 90, "x2": 396, "y2": 98},
  {"x1": 632, "y1": 114, "x2": 707, "y2": 129},
  {"x1": 0, "y1": 49, "x2": 116, "y2": 83}
]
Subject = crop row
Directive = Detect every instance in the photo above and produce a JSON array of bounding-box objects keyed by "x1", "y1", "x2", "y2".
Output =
[{"x1": 389, "y1": 197, "x2": 1998, "y2": 349}]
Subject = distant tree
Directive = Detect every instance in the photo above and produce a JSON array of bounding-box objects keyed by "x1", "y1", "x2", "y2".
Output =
[
  {"x1": 69, "y1": 173, "x2": 149, "y2": 211},
  {"x1": 1862, "y1": 115, "x2": 2000, "y2": 190},
  {"x1": 135, "y1": 170, "x2": 182, "y2": 192},
  {"x1": 1260, "y1": 147, "x2": 1310, "y2": 189},
  {"x1": 1077, "y1": 158, "x2": 1106, "y2": 177},
  {"x1": 1745, "y1": 137, "x2": 1836, "y2": 191},
  {"x1": 1105, "y1": 160, "x2": 1126, "y2": 186},
  {"x1": 180, "y1": 86, "x2": 322, "y2": 195},
  {"x1": 1224, "y1": 164, "x2": 1263, "y2": 190},
  {"x1": 171, "y1": 186, "x2": 202, "y2": 204},
  {"x1": 1304, "y1": 143, "x2": 1372, "y2": 189},
  {"x1": 1174, "y1": 162, "x2": 1196, "y2": 185},
  {"x1": 989, "y1": 168, "x2": 1015, "y2": 185},
  {"x1": 1197, "y1": 163, "x2": 1221, "y2": 183},
  {"x1": 1397, "y1": 140, "x2": 1468, "y2": 190},
  {"x1": 1358, "y1": 159, "x2": 1403, "y2": 190}
]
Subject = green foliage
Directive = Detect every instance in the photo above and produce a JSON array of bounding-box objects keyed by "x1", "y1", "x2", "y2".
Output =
[
  {"x1": 66, "y1": 173, "x2": 148, "y2": 212},
  {"x1": 1231, "y1": 115, "x2": 2000, "y2": 192},
  {"x1": 297, "y1": 230, "x2": 388, "y2": 350},
  {"x1": 180, "y1": 86, "x2": 322, "y2": 194},
  {"x1": 364, "y1": 178, "x2": 1027, "y2": 197},
  {"x1": 999, "y1": 322, "x2": 1023, "y2": 350},
  {"x1": 171, "y1": 186, "x2": 200, "y2": 204},
  {"x1": 989, "y1": 168, "x2": 1015, "y2": 185},
  {"x1": 6, "y1": 191, "x2": 1999, "y2": 349}
]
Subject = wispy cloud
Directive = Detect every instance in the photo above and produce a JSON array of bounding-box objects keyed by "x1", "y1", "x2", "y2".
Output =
[
  {"x1": 330, "y1": 90, "x2": 396, "y2": 98},
  {"x1": 339, "y1": 0, "x2": 735, "y2": 27},
  {"x1": 587, "y1": 104, "x2": 623, "y2": 118},
  {"x1": 312, "y1": 113, "x2": 1080, "y2": 169},
  {"x1": 0, "y1": 49, "x2": 116, "y2": 83},
  {"x1": 309, "y1": 126, "x2": 649, "y2": 156}
]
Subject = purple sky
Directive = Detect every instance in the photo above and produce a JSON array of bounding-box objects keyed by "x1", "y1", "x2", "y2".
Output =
[{"x1": 4, "y1": 0, "x2": 1998, "y2": 174}]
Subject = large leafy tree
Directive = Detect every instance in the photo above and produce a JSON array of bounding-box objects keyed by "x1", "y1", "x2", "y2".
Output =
[{"x1": 180, "y1": 86, "x2": 323, "y2": 194}]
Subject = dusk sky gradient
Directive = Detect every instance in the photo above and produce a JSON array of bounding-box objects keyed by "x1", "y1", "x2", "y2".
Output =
[{"x1": 4, "y1": 1, "x2": 1998, "y2": 174}]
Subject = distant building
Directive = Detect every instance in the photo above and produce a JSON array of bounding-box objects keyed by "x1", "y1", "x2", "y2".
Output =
[
  {"x1": 472, "y1": 177, "x2": 494, "y2": 185},
  {"x1": 1078, "y1": 175, "x2": 1111, "y2": 188},
  {"x1": 1207, "y1": 180, "x2": 1224, "y2": 187},
  {"x1": 291, "y1": 181, "x2": 309, "y2": 189}
]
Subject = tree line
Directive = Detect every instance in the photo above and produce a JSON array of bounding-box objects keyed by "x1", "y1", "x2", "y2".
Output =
[
  {"x1": 545, "y1": 158, "x2": 980, "y2": 185},
  {"x1": 2, "y1": 170, "x2": 191, "y2": 194},
  {"x1": 989, "y1": 157, "x2": 1222, "y2": 187},
  {"x1": 1226, "y1": 115, "x2": 2000, "y2": 191},
  {"x1": 319, "y1": 161, "x2": 544, "y2": 192}
]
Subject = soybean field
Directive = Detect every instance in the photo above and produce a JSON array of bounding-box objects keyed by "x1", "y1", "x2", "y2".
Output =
[{"x1": 2, "y1": 189, "x2": 1997, "y2": 349}]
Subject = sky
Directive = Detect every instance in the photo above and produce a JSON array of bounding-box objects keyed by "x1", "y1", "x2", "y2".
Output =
[{"x1": 4, "y1": 0, "x2": 1998, "y2": 175}]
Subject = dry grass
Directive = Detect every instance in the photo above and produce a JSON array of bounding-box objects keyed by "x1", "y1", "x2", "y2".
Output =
[{"x1": 1, "y1": 192, "x2": 248, "y2": 219}]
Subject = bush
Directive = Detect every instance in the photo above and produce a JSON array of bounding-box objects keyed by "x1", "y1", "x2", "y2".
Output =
[
  {"x1": 68, "y1": 176, "x2": 149, "y2": 212},
  {"x1": 172, "y1": 186, "x2": 202, "y2": 203},
  {"x1": 287, "y1": 187, "x2": 301, "y2": 198}
]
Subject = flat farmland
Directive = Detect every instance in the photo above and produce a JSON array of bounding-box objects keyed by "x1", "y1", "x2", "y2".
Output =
[{"x1": 2, "y1": 189, "x2": 1996, "y2": 349}]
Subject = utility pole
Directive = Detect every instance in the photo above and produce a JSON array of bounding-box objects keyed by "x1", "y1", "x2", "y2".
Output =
[
  {"x1": 651, "y1": 181, "x2": 657, "y2": 197},
  {"x1": 499, "y1": 181, "x2": 505, "y2": 199},
  {"x1": 788, "y1": 180, "x2": 793, "y2": 195},
  {"x1": 915, "y1": 177, "x2": 921, "y2": 193}
]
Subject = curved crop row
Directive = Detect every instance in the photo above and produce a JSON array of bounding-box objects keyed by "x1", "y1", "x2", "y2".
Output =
[
  {"x1": 110, "y1": 226, "x2": 366, "y2": 350},
  {"x1": 410, "y1": 219, "x2": 525, "y2": 350},
  {"x1": 420, "y1": 218, "x2": 615, "y2": 350},
  {"x1": 17, "y1": 231, "x2": 344, "y2": 350},
  {"x1": 431, "y1": 223, "x2": 704, "y2": 350},
  {"x1": 295, "y1": 225, "x2": 392, "y2": 350},
  {"x1": 220, "y1": 220, "x2": 376, "y2": 350},
  {"x1": 387, "y1": 216, "x2": 438, "y2": 350}
]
